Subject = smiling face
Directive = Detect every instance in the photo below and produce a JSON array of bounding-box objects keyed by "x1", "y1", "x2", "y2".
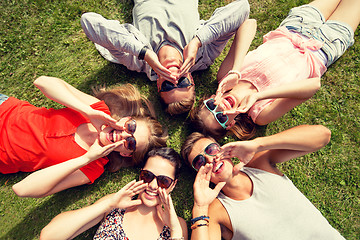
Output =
[
  {"x1": 188, "y1": 138, "x2": 234, "y2": 184},
  {"x1": 156, "y1": 45, "x2": 195, "y2": 105},
  {"x1": 138, "y1": 155, "x2": 177, "y2": 207},
  {"x1": 199, "y1": 95, "x2": 237, "y2": 131},
  {"x1": 159, "y1": 72, "x2": 195, "y2": 105},
  {"x1": 98, "y1": 118, "x2": 150, "y2": 157}
]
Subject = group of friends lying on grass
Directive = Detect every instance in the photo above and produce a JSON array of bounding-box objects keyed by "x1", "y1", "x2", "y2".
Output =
[{"x1": 1, "y1": 0, "x2": 358, "y2": 239}]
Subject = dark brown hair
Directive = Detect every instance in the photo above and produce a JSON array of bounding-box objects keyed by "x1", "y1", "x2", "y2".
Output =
[{"x1": 189, "y1": 95, "x2": 257, "y2": 140}]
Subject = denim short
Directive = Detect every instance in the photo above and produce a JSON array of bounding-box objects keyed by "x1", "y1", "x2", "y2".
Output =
[
  {"x1": 280, "y1": 5, "x2": 354, "y2": 67},
  {"x1": 0, "y1": 94, "x2": 9, "y2": 105}
]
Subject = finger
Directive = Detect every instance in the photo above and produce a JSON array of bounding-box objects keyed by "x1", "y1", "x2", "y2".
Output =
[
  {"x1": 204, "y1": 163, "x2": 213, "y2": 181},
  {"x1": 127, "y1": 199, "x2": 143, "y2": 208},
  {"x1": 158, "y1": 188, "x2": 167, "y2": 204},
  {"x1": 130, "y1": 182, "x2": 147, "y2": 195},
  {"x1": 123, "y1": 179, "x2": 137, "y2": 190}
]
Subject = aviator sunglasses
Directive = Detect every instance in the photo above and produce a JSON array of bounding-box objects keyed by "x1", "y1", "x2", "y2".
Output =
[
  {"x1": 204, "y1": 98, "x2": 229, "y2": 129},
  {"x1": 159, "y1": 76, "x2": 193, "y2": 92},
  {"x1": 192, "y1": 142, "x2": 221, "y2": 171},
  {"x1": 139, "y1": 169, "x2": 174, "y2": 189},
  {"x1": 123, "y1": 119, "x2": 137, "y2": 152}
]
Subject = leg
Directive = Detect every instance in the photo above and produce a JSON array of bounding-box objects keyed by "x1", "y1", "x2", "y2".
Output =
[
  {"x1": 308, "y1": 0, "x2": 341, "y2": 20},
  {"x1": 327, "y1": 0, "x2": 360, "y2": 32}
]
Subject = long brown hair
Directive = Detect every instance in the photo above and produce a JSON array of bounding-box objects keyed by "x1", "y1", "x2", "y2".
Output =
[
  {"x1": 93, "y1": 84, "x2": 168, "y2": 172},
  {"x1": 189, "y1": 95, "x2": 257, "y2": 140}
]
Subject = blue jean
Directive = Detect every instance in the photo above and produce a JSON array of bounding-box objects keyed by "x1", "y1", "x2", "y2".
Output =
[
  {"x1": 0, "y1": 94, "x2": 9, "y2": 105},
  {"x1": 280, "y1": 5, "x2": 355, "y2": 67}
]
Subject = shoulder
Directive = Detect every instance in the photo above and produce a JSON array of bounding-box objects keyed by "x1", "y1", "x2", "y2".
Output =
[{"x1": 209, "y1": 198, "x2": 230, "y2": 225}]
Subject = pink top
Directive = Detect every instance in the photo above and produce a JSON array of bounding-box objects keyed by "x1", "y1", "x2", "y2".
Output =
[{"x1": 240, "y1": 26, "x2": 327, "y2": 122}]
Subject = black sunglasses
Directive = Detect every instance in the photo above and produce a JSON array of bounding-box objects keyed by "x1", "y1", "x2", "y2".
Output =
[
  {"x1": 123, "y1": 119, "x2": 137, "y2": 151},
  {"x1": 192, "y1": 143, "x2": 221, "y2": 171},
  {"x1": 139, "y1": 170, "x2": 174, "y2": 189},
  {"x1": 159, "y1": 76, "x2": 193, "y2": 92}
]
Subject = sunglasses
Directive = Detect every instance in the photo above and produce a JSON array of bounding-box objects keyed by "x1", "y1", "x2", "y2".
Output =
[
  {"x1": 139, "y1": 169, "x2": 174, "y2": 189},
  {"x1": 192, "y1": 142, "x2": 221, "y2": 171},
  {"x1": 203, "y1": 98, "x2": 229, "y2": 129},
  {"x1": 123, "y1": 119, "x2": 137, "y2": 152},
  {"x1": 159, "y1": 76, "x2": 193, "y2": 92}
]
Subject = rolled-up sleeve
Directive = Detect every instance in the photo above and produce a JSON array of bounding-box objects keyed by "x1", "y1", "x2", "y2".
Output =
[
  {"x1": 196, "y1": 0, "x2": 250, "y2": 46},
  {"x1": 81, "y1": 12, "x2": 146, "y2": 57}
]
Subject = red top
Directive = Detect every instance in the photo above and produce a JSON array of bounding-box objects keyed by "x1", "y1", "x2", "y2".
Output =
[{"x1": 0, "y1": 97, "x2": 110, "y2": 183}]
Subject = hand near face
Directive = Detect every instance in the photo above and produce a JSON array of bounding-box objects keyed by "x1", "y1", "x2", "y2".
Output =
[
  {"x1": 86, "y1": 109, "x2": 119, "y2": 133},
  {"x1": 220, "y1": 141, "x2": 257, "y2": 174},
  {"x1": 157, "y1": 188, "x2": 182, "y2": 232},
  {"x1": 179, "y1": 36, "x2": 202, "y2": 77},
  {"x1": 109, "y1": 180, "x2": 147, "y2": 209},
  {"x1": 214, "y1": 73, "x2": 239, "y2": 105},
  {"x1": 84, "y1": 138, "x2": 123, "y2": 162},
  {"x1": 144, "y1": 49, "x2": 177, "y2": 82},
  {"x1": 193, "y1": 163, "x2": 226, "y2": 208},
  {"x1": 235, "y1": 92, "x2": 259, "y2": 114}
]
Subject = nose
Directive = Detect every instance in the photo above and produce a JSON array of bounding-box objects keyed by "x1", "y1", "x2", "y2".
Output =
[
  {"x1": 148, "y1": 177, "x2": 159, "y2": 190},
  {"x1": 119, "y1": 129, "x2": 132, "y2": 139},
  {"x1": 206, "y1": 155, "x2": 217, "y2": 164}
]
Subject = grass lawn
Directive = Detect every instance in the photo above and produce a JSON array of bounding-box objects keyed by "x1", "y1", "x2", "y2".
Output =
[{"x1": 0, "y1": 0, "x2": 359, "y2": 239}]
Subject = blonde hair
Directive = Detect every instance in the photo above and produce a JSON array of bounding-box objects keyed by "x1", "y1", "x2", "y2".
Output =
[
  {"x1": 164, "y1": 88, "x2": 195, "y2": 116},
  {"x1": 93, "y1": 84, "x2": 168, "y2": 172}
]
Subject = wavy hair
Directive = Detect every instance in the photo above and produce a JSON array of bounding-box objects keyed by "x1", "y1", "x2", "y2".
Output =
[
  {"x1": 189, "y1": 95, "x2": 257, "y2": 140},
  {"x1": 93, "y1": 84, "x2": 168, "y2": 172}
]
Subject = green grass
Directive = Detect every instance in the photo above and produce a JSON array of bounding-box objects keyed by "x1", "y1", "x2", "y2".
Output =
[{"x1": 0, "y1": 0, "x2": 359, "y2": 239}]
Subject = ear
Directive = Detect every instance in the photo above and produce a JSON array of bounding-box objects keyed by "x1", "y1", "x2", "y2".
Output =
[{"x1": 225, "y1": 119, "x2": 236, "y2": 130}]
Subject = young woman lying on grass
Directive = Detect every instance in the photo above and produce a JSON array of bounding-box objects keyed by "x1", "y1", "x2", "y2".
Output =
[
  {"x1": 190, "y1": 0, "x2": 360, "y2": 140},
  {"x1": 40, "y1": 147, "x2": 187, "y2": 240},
  {"x1": 0, "y1": 76, "x2": 167, "y2": 198}
]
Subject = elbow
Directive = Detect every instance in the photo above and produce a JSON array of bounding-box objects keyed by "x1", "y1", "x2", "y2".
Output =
[
  {"x1": 247, "y1": 18, "x2": 257, "y2": 29},
  {"x1": 12, "y1": 183, "x2": 47, "y2": 198},
  {"x1": 314, "y1": 125, "x2": 331, "y2": 149},
  {"x1": 313, "y1": 77, "x2": 321, "y2": 93},
  {"x1": 33, "y1": 76, "x2": 50, "y2": 88},
  {"x1": 40, "y1": 225, "x2": 56, "y2": 240}
]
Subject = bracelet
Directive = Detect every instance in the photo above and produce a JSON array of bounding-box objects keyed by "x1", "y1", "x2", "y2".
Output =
[
  {"x1": 138, "y1": 46, "x2": 149, "y2": 60},
  {"x1": 191, "y1": 223, "x2": 209, "y2": 230},
  {"x1": 228, "y1": 69, "x2": 242, "y2": 79},
  {"x1": 169, "y1": 237, "x2": 184, "y2": 240},
  {"x1": 190, "y1": 215, "x2": 209, "y2": 225}
]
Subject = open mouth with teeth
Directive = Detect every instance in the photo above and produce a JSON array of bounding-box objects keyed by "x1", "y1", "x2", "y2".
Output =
[
  {"x1": 224, "y1": 96, "x2": 235, "y2": 109},
  {"x1": 107, "y1": 129, "x2": 118, "y2": 143},
  {"x1": 213, "y1": 161, "x2": 224, "y2": 174},
  {"x1": 144, "y1": 190, "x2": 159, "y2": 200}
]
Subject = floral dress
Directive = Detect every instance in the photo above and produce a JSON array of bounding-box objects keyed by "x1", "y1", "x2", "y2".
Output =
[{"x1": 93, "y1": 208, "x2": 171, "y2": 240}]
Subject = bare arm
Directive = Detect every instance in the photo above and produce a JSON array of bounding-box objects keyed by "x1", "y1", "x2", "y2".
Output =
[
  {"x1": 34, "y1": 76, "x2": 118, "y2": 131},
  {"x1": 220, "y1": 125, "x2": 331, "y2": 173},
  {"x1": 222, "y1": 77, "x2": 321, "y2": 118},
  {"x1": 217, "y1": 19, "x2": 257, "y2": 80},
  {"x1": 12, "y1": 139, "x2": 122, "y2": 198},
  {"x1": 191, "y1": 164, "x2": 225, "y2": 240},
  {"x1": 40, "y1": 180, "x2": 147, "y2": 240},
  {"x1": 215, "y1": 19, "x2": 257, "y2": 102}
]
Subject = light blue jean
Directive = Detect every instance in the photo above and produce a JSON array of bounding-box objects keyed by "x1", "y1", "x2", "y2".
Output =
[
  {"x1": 0, "y1": 94, "x2": 9, "y2": 105},
  {"x1": 280, "y1": 5, "x2": 355, "y2": 67}
]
